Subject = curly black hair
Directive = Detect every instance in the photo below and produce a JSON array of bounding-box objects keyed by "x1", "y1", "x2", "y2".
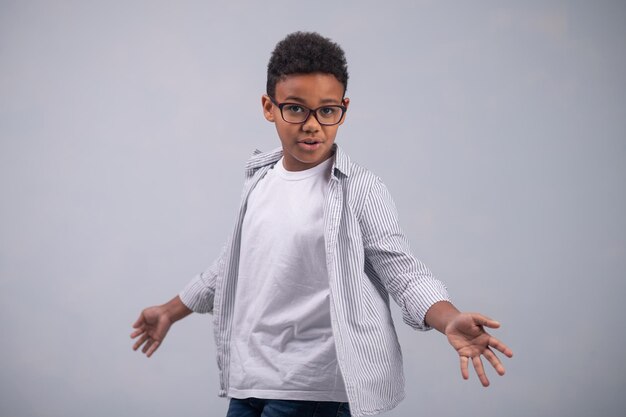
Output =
[{"x1": 266, "y1": 31, "x2": 349, "y2": 98}]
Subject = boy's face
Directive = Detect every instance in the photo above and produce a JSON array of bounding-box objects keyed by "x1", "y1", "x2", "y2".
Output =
[{"x1": 262, "y1": 73, "x2": 349, "y2": 172}]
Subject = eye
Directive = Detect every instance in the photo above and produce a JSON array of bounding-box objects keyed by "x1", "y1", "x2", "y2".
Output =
[
  {"x1": 284, "y1": 104, "x2": 305, "y2": 114},
  {"x1": 318, "y1": 107, "x2": 339, "y2": 118}
]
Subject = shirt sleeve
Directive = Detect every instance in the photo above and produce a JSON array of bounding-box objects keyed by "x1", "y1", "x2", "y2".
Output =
[
  {"x1": 360, "y1": 178, "x2": 451, "y2": 330},
  {"x1": 178, "y1": 242, "x2": 228, "y2": 314}
]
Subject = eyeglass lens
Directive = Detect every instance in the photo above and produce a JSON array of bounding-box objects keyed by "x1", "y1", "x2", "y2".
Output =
[{"x1": 281, "y1": 104, "x2": 343, "y2": 125}]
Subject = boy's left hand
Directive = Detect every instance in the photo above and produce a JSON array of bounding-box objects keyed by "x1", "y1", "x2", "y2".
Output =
[{"x1": 444, "y1": 312, "x2": 513, "y2": 387}]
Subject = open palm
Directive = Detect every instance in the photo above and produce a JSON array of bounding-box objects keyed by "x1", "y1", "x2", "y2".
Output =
[
  {"x1": 445, "y1": 312, "x2": 513, "y2": 386},
  {"x1": 131, "y1": 305, "x2": 173, "y2": 357}
]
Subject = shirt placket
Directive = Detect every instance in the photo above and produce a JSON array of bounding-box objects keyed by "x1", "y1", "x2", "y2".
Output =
[
  {"x1": 215, "y1": 164, "x2": 273, "y2": 396},
  {"x1": 324, "y1": 175, "x2": 357, "y2": 409}
]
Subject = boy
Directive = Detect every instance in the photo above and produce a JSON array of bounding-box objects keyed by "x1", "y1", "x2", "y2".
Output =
[{"x1": 131, "y1": 32, "x2": 512, "y2": 417}]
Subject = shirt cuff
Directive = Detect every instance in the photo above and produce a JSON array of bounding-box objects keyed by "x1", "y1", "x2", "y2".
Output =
[
  {"x1": 179, "y1": 274, "x2": 215, "y2": 314},
  {"x1": 402, "y1": 280, "x2": 450, "y2": 330}
]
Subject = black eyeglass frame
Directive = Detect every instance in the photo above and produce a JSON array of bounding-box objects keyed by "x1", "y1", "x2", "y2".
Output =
[{"x1": 269, "y1": 96, "x2": 347, "y2": 126}]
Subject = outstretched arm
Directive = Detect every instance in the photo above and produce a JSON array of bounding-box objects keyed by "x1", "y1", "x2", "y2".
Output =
[
  {"x1": 425, "y1": 301, "x2": 513, "y2": 387},
  {"x1": 131, "y1": 295, "x2": 192, "y2": 358}
]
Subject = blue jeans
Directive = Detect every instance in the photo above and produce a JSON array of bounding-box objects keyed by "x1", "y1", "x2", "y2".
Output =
[{"x1": 226, "y1": 398, "x2": 351, "y2": 417}]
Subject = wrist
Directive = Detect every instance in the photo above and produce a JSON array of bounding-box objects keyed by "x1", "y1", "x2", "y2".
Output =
[
  {"x1": 425, "y1": 301, "x2": 461, "y2": 334},
  {"x1": 163, "y1": 296, "x2": 192, "y2": 323}
]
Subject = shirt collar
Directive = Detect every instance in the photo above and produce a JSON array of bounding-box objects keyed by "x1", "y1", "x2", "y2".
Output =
[
  {"x1": 331, "y1": 144, "x2": 351, "y2": 179},
  {"x1": 244, "y1": 144, "x2": 351, "y2": 179}
]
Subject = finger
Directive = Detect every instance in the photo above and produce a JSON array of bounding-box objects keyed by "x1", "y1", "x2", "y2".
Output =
[
  {"x1": 472, "y1": 313, "x2": 500, "y2": 329},
  {"x1": 133, "y1": 333, "x2": 149, "y2": 351},
  {"x1": 483, "y1": 348, "x2": 506, "y2": 376},
  {"x1": 132, "y1": 314, "x2": 145, "y2": 328},
  {"x1": 472, "y1": 355, "x2": 490, "y2": 387},
  {"x1": 142, "y1": 339, "x2": 153, "y2": 354},
  {"x1": 130, "y1": 327, "x2": 144, "y2": 339},
  {"x1": 460, "y1": 356, "x2": 470, "y2": 380},
  {"x1": 489, "y1": 336, "x2": 514, "y2": 358},
  {"x1": 146, "y1": 340, "x2": 161, "y2": 358}
]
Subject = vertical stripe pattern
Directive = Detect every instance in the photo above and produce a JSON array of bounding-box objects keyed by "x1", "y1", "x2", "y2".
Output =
[{"x1": 179, "y1": 145, "x2": 450, "y2": 417}]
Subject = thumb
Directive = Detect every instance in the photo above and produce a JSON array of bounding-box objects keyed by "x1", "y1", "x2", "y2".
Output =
[
  {"x1": 473, "y1": 313, "x2": 500, "y2": 329},
  {"x1": 132, "y1": 312, "x2": 146, "y2": 328}
]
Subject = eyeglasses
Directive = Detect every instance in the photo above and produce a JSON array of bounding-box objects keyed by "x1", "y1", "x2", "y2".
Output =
[{"x1": 269, "y1": 96, "x2": 346, "y2": 126}]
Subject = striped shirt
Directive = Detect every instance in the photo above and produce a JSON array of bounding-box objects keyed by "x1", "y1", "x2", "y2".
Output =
[{"x1": 179, "y1": 145, "x2": 450, "y2": 417}]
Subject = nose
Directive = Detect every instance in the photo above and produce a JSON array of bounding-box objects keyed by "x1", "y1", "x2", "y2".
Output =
[{"x1": 302, "y1": 111, "x2": 321, "y2": 132}]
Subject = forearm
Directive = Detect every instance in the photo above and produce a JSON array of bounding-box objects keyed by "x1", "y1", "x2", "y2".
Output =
[
  {"x1": 163, "y1": 295, "x2": 193, "y2": 323},
  {"x1": 424, "y1": 300, "x2": 461, "y2": 334}
]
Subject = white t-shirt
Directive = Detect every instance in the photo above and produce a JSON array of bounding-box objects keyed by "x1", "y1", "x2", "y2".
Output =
[{"x1": 228, "y1": 156, "x2": 348, "y2": 402}]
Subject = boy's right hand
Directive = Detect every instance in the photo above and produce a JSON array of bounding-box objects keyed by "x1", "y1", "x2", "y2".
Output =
[
  {"x1": 131, "y1": 305, "x2": 173, "y2": 357},
  {"x1": 131, "y1": 295, "x2": 192, "y2": 357}
]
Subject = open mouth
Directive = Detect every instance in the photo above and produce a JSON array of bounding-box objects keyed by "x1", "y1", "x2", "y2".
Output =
[
  {"x1": 298, "y1": 140, "x2": 321, "y2": 150},
  {"x1": 299, "y1": 138, "x2": 322, "y2": 145}
]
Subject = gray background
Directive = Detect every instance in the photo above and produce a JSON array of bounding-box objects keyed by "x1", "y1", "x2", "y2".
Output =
[{"x1": 1, "y1": 1, "x2": 625, "y2": 416}]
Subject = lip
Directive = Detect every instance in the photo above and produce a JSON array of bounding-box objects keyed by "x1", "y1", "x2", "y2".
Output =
[
  {"x1": 298, "y1": 138, "x2": 323, "y2": 143},
  {"x1": 297, "y1": 139, "x2": 323, "y2": 151}
]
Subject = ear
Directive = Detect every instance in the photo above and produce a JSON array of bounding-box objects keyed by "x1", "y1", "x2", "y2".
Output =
[
  {"x1": 261, "y1": 95, "x2": 275, "y2": 122},
  {"x1": 338, "y1": 97, "x2": 350, "y2": 126}
]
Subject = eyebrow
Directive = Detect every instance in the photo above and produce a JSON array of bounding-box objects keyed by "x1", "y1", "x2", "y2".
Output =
[{"x1": 283, "y1": 96, "x2": 342, "y2": 105}]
